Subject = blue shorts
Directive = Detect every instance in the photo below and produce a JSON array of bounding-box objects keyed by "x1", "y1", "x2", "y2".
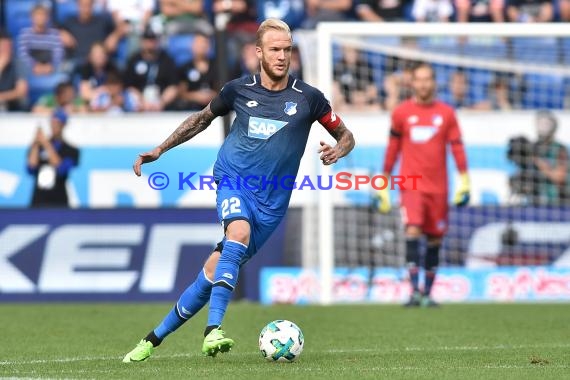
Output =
[{"x1": 216, "y1": 187, "x2": 283, "y2": 264}]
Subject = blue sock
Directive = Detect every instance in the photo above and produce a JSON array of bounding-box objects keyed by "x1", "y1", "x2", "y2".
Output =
[
  {"x1": 154, "y1": 269, "x2": 213, "y2": 340},
  {"x1": 207, "y1": 240, "x2": 247, "y2": 329}
]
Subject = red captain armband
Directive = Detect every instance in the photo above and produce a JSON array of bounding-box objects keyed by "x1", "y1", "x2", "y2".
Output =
[{"x1": 318, "y1": 110, "x2": 342, "y2": 131}]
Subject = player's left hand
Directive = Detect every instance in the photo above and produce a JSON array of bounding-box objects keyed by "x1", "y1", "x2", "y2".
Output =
[
  {"x1": 318, "y1": 141, "x2": 339, "y2": 166},
  {"x1": 133, "y1": 147, "x2": 162, "y2": 176},
  {"x1": 453, "y1": 172, "x2": 470, "y2": 207}
]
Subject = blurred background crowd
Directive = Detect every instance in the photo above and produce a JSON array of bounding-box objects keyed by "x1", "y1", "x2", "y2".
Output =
[{"x1": 0, "y1": 0, "x2": 569, "y2": 115}]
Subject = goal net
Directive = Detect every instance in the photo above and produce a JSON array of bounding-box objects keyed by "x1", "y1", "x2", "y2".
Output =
[{"x1": 294, "y1": 23, "x2": 570, "y2": 304}]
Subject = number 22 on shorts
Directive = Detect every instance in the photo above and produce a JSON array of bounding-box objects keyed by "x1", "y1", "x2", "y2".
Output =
[{"x1": 221, "y1": 197, "x2": 242, "y2": 219}]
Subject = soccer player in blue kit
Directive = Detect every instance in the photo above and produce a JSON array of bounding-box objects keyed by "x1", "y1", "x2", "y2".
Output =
[{"x1": 123, "y1": 18, "x2": 355, "y2": 362}]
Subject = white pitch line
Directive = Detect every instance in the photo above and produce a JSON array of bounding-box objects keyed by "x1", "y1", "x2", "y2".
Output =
[
  {"x1": 0, "y1": 356, "x2": 115, "y2": 366},
  {"x1": 1, "y1": 343, "x2": 569, "y2": 367},
  {"x1": 325, "y1": 342, "x2": 570, "y2": 354}
]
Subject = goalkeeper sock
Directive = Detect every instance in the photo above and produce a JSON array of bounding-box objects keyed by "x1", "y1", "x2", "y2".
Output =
[
  {"x1": 424, "y1": 270, "x2": 437, "y2": 297},
  {"x1": 406, "y1": 238, "x2": 420, "y2": 292},
  {"x1": 424, "y1": 244, "x2": 440, "y2": 296},
  {"x1": 207, "y1": 240, "x2": 247, "y2": 328},
  {"x1": 153, "y1": 268, "x2": 213, "y2": 340}
]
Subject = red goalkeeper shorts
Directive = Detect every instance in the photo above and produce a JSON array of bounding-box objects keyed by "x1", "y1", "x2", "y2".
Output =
[{"x1": 400, "y1": 191, "x2": 448, "y2": 237}]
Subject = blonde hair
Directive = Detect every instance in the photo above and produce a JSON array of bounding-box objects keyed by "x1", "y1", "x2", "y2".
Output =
[{"x1": 255, "y1": 18, "x2": 291, "y2": 47}]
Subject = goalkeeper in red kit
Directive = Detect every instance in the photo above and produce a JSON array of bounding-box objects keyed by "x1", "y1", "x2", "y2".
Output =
[{"x1": 377, "y1": 63, "x2": 470, "y2": 307}]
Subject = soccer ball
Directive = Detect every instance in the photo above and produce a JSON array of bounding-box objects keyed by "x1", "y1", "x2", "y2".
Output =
[{"x1": 258, "y1": 320, "x2": 304, "y2": 362}]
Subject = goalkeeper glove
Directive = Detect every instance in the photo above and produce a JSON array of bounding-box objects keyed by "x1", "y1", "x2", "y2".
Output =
[
  {"x1": 453, "y1": 173, "x2": 470, "y2": 207},
  {"x1": 375, "y1": 187, "x2": 392, "y2": 214}
]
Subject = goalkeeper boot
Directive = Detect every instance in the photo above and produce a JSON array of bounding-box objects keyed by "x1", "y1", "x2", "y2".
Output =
[
  {"x1": 421, "y1": 296, "x2": 440, "y2": 308},
  {"x1": 202, "y1": 328, "x2": 234, "y2": 357},
  {"x1": 404, "y1": 291, "x2": 422, "y2": 308},
  {"x1": 122, "y1": 339, "x2": 154, "y2": 363}
]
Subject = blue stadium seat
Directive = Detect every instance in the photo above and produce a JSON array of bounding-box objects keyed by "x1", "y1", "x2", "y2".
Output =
[
  {"x1": 5, "y1": 0, "x2": 37, "y2": 39},
  {"x1": 164, "y1": 34, "x2": 215, "y2": 67},
  {"x1": 465, "y1": 68, "x2": 493, "y2": 103},
  {"x1": 522, "y1": 73, "x2": 565, "y2": 109},
  {"x1": 27, "y1": 72, "x2": 69, "y2": 106},
  {"x1": 167, "y1": 34, "x2": 195, "y2": 66},
  {"x1": 332, "y1": 43, "x2": 343, "y2": 64},
  {"x1": 366, "y1": 52, "x2": 384, "y2": 90},
  {"x1": 466, "y1": 68, "x2": 493, "y2": 88},
  {"x1": 54, "y1": 0, "x2": 78, "y2": 24},
  {"x1": 433, "y1": 64, "x2": 453, "y2": 88},
  {"x1": 511, "y1": 37, "x2": 559, "y2": 65},
  {"x1": 417, "y1": 36, "x2": 460, "y2": 56},
  {"x1": 561, "y1": 38, "x2": 570, "y2": 64},
  {"x1": 462, "y1": 37, "x2": 507, "y2": 59}
]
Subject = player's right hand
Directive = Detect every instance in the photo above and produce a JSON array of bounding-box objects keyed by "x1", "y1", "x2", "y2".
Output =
[
  {"x1": 375, "y1": 187, "x2": 392, "y2": 214},
  {"x1": 133, "y1": 148, "x2": 161, "y2": 176},
  {"x1": 453, "y1": 172, "x2": 470, "y2": 207}
]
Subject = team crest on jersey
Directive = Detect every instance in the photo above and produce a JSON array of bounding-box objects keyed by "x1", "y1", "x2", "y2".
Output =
[
  {"x1": 407, "y1": 115, "x2": 419, "y2": 124},
  {"x1": 432, "y1": 114, "x2": 443, "y2": 127},
  {"x1": 248, "y1": 116, "x2": 288, "y2": 139},
  {"x1": 284, "y1": 102, "x2": 297, "y2": 116}
]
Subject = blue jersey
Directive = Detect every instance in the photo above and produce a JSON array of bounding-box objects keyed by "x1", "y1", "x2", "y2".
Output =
[{"x1": 211, "y1": 74, "x2": 332, "y2": 216}]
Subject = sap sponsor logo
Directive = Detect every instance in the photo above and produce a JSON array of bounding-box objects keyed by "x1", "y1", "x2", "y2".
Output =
[
  {"x1": 0, "y1": 223, "x2": 219, "y2": 294},
  {"x1": 248, "y1": 117, "x2": 288, "y2": 140},
  {"x1": 410, "y1": 126, "x2": 437, "y2": 143}
]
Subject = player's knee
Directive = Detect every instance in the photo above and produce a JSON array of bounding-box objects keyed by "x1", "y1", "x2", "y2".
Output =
[
  {"x1": 203, "y1": 251, "x2": 221, "y2": 280},
  {"x1": 226, "y1": 220, "x2": 251, "y2": 246}
]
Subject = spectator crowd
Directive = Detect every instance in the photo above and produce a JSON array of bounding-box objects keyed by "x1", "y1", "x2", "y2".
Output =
[{"x1": 1, "y1": 0, "x2": 570, "y2": 114}]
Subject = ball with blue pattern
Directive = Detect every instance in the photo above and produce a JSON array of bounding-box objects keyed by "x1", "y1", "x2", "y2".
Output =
[{"x1": 259, "y1": 320, "x2": 304, "y2": 362}]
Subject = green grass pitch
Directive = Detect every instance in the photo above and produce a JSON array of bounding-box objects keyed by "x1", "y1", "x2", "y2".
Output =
[{"x1": 1, "y1": 303, "x2": 569, "y2": 379}]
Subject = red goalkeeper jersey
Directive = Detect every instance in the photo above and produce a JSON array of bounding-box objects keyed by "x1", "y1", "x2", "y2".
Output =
[{"x1": 383, "y1": 99, "x2": 467, "y2": 194}]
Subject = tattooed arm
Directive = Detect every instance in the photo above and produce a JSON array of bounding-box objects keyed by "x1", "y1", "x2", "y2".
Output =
[
  {"x1": 133, "y1": 105, "x2": 217, "y2": 176},
  {"x1": 318, "y1": 120, "x2": 355, "y2": 165}
]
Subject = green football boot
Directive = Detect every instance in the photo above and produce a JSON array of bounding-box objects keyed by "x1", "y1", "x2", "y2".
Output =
[
  {"x1": 202, "y1": 328, "x2": 234, "y2": 357},
  {"x1": 122, "y1": 340, "x2": 154, "y2": 363}
]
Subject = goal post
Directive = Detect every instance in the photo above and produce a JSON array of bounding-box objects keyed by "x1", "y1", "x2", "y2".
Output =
[{"x1": 309, "y1": 22, "x2": 570, "y2": 305}]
